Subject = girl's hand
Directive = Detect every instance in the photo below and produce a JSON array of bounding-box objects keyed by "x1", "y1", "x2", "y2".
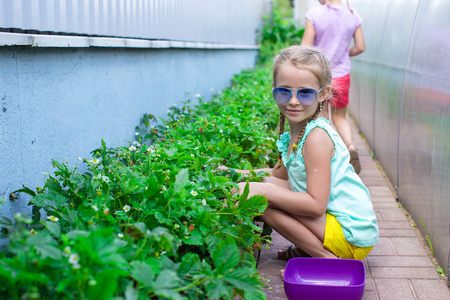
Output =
[{"x1": 231, "y1": 182, "x2": 269, "y2": 199}]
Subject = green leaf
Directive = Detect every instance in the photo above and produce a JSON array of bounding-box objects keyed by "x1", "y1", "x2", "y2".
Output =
[
  {"x1": 224, "y1": 267, "x2": 261, "y2": 291},
  {"x1": 154, "y1": 269, "x2": 179, "y2": 290},
  {"x1": 206, "y1": 278, "x2": 231, "y2": 300},
  {"x1": 173, "y1": 169, "x2": 190, "y2": 194},
  {"x1": 35, "y1": 243, "x2": 61, "y2": 260},
  {"x1": 125, "y1": 283, "x2": 139, "y2": 300},
  {"x1": 130, "y1": 261, "x2": 154, "y2": 288},
  {"x1": 194, "y1": 157, "x2": 202, "y2": 172},
  {"x1": 14, "y1": 185, "x2": 36, "y2": 197},
  {"x1": 211, "y1": 237, "x2": 240, "y2": 274},
  {"x1": 87, "y1": 269, "x2": 119, "y2": 300},
  {"x1": 44, "y1": 221, "x2": 61, "y2": 238}
]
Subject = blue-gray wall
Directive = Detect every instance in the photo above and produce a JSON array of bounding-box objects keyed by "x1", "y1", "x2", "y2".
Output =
[{"x1": 0, "y1": 0, "x2": 271, "y2": 245}]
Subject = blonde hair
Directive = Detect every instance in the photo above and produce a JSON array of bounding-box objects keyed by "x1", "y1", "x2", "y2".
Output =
[{"x1": 272, "y1": 45, "x2": 332, "y2": 167}]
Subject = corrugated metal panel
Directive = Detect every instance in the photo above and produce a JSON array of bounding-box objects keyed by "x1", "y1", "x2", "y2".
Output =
[{"x1": 0, "y1": 0, "x2": 270, "y2": 45}]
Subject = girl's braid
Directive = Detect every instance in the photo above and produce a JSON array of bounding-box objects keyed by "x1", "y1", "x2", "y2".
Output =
[
  {"x1": 292, "y1": 101, "x2": 324, "y2": 154},
  {"x1": 277, "y1": 112, "x2": 286, "y2": 167}
]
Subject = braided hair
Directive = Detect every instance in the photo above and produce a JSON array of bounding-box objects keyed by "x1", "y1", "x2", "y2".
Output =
[{"x1": 273, "y1": 46, "x2": 332, "y2": 168}]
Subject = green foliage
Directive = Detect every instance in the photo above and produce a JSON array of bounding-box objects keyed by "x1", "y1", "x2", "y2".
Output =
[
  {"x1": 1, "y1": 61, "x2": 280, "y2": 300},
  {"x1": 0, "y1": 2, "x2": 303, "y2": 298},
  {"x1": 257, "y1": 0, "x2": 305, "y2": 66}
]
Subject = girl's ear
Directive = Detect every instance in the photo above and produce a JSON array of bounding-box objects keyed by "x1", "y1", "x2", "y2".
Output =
[{"x1": 319, "y1": 86, "x2": 332, "y2": 103}]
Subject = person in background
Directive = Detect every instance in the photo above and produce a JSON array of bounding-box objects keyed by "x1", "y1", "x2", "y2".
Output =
[{"x1": 301, "y1": 0, "x2": 365, "y2": 174}]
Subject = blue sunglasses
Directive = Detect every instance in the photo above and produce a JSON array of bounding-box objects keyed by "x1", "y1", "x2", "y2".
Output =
[{"x1": 272, "y1": 87, "x2": 324, "y2": 105}]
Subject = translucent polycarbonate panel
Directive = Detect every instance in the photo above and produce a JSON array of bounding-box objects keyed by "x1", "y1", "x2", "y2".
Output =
[
  {"x1": 399, "y1": 0, "x2": 450, "y2": 275},
  {"x1": 0, "y1": 0, "x2": 270, "y2": 45},
  {"x1": 373, "y1": 0, "x2": 420, "y2": 190},
  {"x1": 348, "y1": 0, "x2": 390, "y2": 147}
]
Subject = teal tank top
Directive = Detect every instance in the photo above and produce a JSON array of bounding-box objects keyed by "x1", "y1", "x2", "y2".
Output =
[{"x1": 276, "y1": 118, "x2": 379, "y2": 247}]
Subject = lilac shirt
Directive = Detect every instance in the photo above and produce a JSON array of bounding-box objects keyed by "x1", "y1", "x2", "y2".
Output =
[{"x1": 305, "y1": 4, "x2": 362, "y2": 78}]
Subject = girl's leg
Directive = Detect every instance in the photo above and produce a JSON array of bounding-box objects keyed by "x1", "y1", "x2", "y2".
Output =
[
  {"x1": 263, "y1": 207, "x2": 337, "y2": 258},
  {"x1": 330, "y1": 106, "x2": 353, "y2": 147}
]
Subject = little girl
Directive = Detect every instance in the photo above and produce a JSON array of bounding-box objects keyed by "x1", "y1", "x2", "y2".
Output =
[
  {"x1": 301, "y1": 0, "x2": 365, "y2": 174},
  {"x1": 227, "y1": 45, "x2": 378, "y2": 272}
]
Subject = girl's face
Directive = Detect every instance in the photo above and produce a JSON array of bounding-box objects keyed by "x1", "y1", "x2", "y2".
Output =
[{"x1": 275, "y1": 63, "x2": 327, "y2": 128}]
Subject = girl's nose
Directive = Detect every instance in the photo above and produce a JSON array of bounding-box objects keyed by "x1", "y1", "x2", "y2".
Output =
[{"x1": 288, "y1": 92, "x2": 301, "y2": 105}]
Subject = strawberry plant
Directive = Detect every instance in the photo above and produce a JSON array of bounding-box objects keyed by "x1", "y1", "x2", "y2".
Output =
[{"x1": 0, "y1": 2, "x2": 301, "y2": 298}]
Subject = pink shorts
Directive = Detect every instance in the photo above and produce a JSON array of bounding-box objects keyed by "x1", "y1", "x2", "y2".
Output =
[{"x1": 330, "y1": 74, "x2": 351, "y2": 108}]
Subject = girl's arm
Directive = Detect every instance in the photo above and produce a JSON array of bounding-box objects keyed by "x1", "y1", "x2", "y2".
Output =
[
  {"x1": 349, "y1": 25, "x2": 365, "y2": 56},
  {"x1": 237, "y1": 128, "x2": 333, "y2": 218},
  {"x1": 300, "y1": 19, "x2": 315, "y2": 46}
]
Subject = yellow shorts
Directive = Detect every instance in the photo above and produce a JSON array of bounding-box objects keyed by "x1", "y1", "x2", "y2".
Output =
[{"x1": 323, "y1": 213, "x2": 373, "y2": 260}]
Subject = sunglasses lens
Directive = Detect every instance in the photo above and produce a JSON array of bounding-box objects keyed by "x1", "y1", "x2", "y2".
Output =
[
  {"x1": 297, "y1": 88, "x2": 318, "y2": 105},
  {"x1": 273, "y1": 87, "x2": 291, "y2": 104}
]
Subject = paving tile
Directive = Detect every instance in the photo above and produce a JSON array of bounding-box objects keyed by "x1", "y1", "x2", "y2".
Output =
[
  {"x1": 410, "y1": 279, "x2": 450, "y2": 299},
  {"x1": 371, "y1": 267, "x2": 441, "y2": 279},
  {"x1": 379, "y1": 228, "x2": 417, "y2": 237},
  {"x1": 364, "y1": 278, "x2": 375, "y2": 291},
  {"x1": 375, "y1": 279, "x2": 415, "y2": 299},
  {"x1": 367, "y1": 256, "x2": 434, "y2": 267},
  {"x1": 372, "y1": 202, "x2": 400, "y2": 209},
  {"x1": 362, "y1": 177, "x2": 391, "y2": 187},
  {"x1": 368, "y1": 186, "x2": 395, "y2": 197},
  {"x1": 370, "y1": 196, "x2": 397, "y2": 203},
  {"x1": 378, "y1": 221, "x2": 414, "y2": 229},
  {"x1": 361, "y1": 290, "x2": 378, "y2": 300},
  {"x1": 368, "y1": 237, "x2": 396, "y2": 256},
  {"x1": 391, "y1": 237, "x2": 429, "y2": 256},
  {"x1": 377, "y1": 207, "x2": 408, "y2": 222}
]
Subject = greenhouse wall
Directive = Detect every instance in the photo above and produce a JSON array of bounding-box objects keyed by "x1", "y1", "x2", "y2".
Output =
[
  {"x1": 0, "y1": 0, "x2": 271, "y2": 246},
  {"x1": 297, "y1": 0, "x2": 450, "y2": 276}
]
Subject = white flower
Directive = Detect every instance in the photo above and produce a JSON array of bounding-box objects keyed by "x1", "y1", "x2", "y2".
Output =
[
  {"x1": 190, "y1": 154, "x2": 195, "y2": 157},
  {"x1": 166, "y1": 125, "x2": 169, "y2": 129},
  {"x1": 78, "y1": 157, "x2": 82, "y2": 161},
  {"x1": 47, "y1": 215, "x2": 59, "y2": 222},
  {"x1": 123, "y1": 205, "x2": 131, "y2": 212},
  {"x1": 92, "y1": 205, "x2": 99, "y2": 212},
  {"x1": 63, "y1": 246, "x2": 71, "y2": 257},
  {"x1": 195, "y1": 94, "x2": 201, "y2": 98},
  {"x1": 162, "y1": 186, "x2": 167, "y2": 191},
  {"x1": 202, "y1": 199, "x2": 207, "y2": 206},
  {"x1": 266, "y1": 137, "x2": 275, "y2": 141},
  {"x1": 68, "y1": 253, "x2": 80, "y2": 265},
  {"x1": 90, "y1": 158, "x2": 100, "y2": 165},
  {"x1": 129, "y1": 146, "x2": 136, "y2": 151},
  {"x1": 42, "y1": 172, "x2": 48, "y2": 175},
  {"x1": 101, "y1": 176, "x2": 111, "y2": 183},
  {"x1": 232, "y1": 121, "x2": 236, "y2": 124},
  {"x1": 190, "y1": 190, "x2": 198, "y2": 197},
  {"x1": 135, "y1": 132, "x2": 140, "y2": 136},
  {"x1": 71, "y1": 263, "x2": 81, "y2": 270},
  {"x1": 118, "y1": 233, "x2": 124, "y2": 238},
  {"x1": 219, "y1": 129, "x2": 223, "y2": 134},
  {"x1": 147, "y1": 146, "x2": 155, "y2": 153}
]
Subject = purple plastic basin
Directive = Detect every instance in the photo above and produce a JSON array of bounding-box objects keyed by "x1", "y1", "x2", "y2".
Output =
[{"x1": 283, "y1": 257, "x2": 365, "y2": 300}]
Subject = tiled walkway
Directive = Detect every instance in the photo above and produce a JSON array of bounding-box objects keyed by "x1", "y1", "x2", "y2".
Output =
[{"x1": 257, "y1": 118, "x2": 450, "y2": 300}]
